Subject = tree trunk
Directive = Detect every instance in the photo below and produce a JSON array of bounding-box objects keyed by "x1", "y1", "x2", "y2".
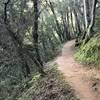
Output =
[
  {"x1": 70, "y1": 11, "x2": 75, "y2": 36},
  {"x1": 73, "y1": 9, "x2": 81, "y2": 34},
  {"x1": 32, "y1": 0, "x2": 45, "y2": 75},
  {"x1": 83, "y1": 0, "x2": 91, "y2": 28},
  {"x1": 87, "y1": 0, "x2": 97, "y2": 36},
  {"x1": 61, "y1": 12, "x2": 68, "y2": 41},
  {"x1": 49, "y1": 1, "x2": 64, "y2": 42},
  {"x1": 66, "y1": 7, "x2": 71, "y2": 40}
]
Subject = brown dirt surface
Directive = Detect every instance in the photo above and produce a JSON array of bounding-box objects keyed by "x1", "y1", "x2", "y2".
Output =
[{"x1": 55, "y1": 40, "x2": 100, "y2": 100}]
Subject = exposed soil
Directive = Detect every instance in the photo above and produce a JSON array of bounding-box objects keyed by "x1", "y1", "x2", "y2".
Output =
[{"x1": 55, "y1": 40, "x2": 100, "y2": 100}]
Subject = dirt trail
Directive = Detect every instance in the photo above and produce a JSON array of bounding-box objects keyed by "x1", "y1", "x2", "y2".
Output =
[{"x1": 55, "y1": 40, "x2": 100, "y2": 100}]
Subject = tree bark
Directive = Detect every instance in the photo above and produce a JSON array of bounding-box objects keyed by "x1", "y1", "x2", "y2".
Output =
[
  {"x1": 66, "y1": 7, "x2": 71, "y2": 40},
  {"x1": 49, "y1": 1, "x2": 64, "y2": 42},
  {"x1": 73, "y1": 9, "x2": 81, "y2": 34},
  {"x1": 4, "y1": 0, "x2": 11, "y2": 23},
  {"x1": 32, "y1": 0, "x2": 45, "y2": 75},
  {"x1": 83, "y1": 0, "x2": 91, "y2": 28},
  {"x1": 87, "y1": 0, "x2": 97, "y2": 36}
]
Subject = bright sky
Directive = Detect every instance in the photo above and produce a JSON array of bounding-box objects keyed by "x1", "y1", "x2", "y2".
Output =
[{"x1": 27, "y1": 1, "x2": 33, "y2": 8}]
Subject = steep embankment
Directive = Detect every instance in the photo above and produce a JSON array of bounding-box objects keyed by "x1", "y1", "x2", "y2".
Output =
[
  {"x1": 55, "y1": 40, "x2": 100, "y2": 100},
  {"x1": 18, "y1": 65, "x2": 77, "y2": 100}
]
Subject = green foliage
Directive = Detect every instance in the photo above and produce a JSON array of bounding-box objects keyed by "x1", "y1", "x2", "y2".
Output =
[
  {"x1": 95, "y1": 16, "x2": 100, "y2": 32},
  {"x1": 75, "y1": 33, "x2": 100, "y2": 66}
]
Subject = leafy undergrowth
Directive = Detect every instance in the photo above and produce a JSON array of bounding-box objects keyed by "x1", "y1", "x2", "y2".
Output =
[
  {"x1": 75, "y1": 33, "x2": 100, "y2": 67},
  {"x1": 18, "y1": 63, "x2": 78, "y2": 100}
]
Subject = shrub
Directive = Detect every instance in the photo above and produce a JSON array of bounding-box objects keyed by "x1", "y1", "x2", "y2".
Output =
[{"x1": 75, "y1": 33, "x2": 100, "y2": 66}]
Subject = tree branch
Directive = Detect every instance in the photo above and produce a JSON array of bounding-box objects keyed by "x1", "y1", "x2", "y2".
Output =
[{"x1": 4, "y1": 0, "x2": 11, "y2": 23}]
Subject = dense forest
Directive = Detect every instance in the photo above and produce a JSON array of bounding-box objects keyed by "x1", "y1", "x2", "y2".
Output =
[{"x1": 0, "y1": 0, "x2": 100, "y2": 100}]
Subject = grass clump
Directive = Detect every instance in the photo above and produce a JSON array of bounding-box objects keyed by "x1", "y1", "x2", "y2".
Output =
[{"x1": 75, "y1": 33, "x2": 100, "y2": 66}]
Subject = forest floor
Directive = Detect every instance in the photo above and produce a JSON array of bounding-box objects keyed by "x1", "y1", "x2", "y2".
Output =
[
  {"x1": 55, "y1": 40, "x2": 100, "y2": 100},
  {"x1": 18, "y1": 63, "x2": 78, "y2": 100}
]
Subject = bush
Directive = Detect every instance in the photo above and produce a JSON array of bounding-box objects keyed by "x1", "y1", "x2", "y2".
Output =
[{"x1": 75, "y1": 33, "x2": 100, "y2": 66}]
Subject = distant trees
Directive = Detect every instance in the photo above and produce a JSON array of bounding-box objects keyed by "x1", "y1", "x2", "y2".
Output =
[
  {"x1": 82, "y1": 0, "x2": 97, "y2": 44},
  {"x1": 47, "y1": 1, "x2": 64, "y2": 42},
  {"x1": 71, "y1": 0, "x2": 98, "y2": 44}
]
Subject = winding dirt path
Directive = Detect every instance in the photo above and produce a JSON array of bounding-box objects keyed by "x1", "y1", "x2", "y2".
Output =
[{"x1": 55, "y1": 40, "x2": 100, "y2": 100}]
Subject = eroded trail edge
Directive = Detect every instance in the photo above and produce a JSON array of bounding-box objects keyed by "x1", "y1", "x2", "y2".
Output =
[{"x1": 55, "y1": 40, "x2": 100, "y2": 100}]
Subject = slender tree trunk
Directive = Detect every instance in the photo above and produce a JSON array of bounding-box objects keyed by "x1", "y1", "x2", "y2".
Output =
[
  {"x1": 49, "y1": 1, "x2": 64, "y2": 42},
  {"x1": 73, "y1": 9, "x2": 81, "y2": 34},
  {"x1": 70, "y1": 11, "x2": 75, "y2": 35},
  {"x1": 83, "y1": 0, "x2": 97, "y2": 44},
  {"x1": 4, "y1": 0, "x2": 10, "y2": 23},
  {"x1": 32, "y1": 0, "x2": 45, "y2": 75},
  {"x1": 83, "y1": 0, "x2": 91, "y2": 28},
  {"x1": 66, "y1": 7, "x2": 71, "y2": 40},
  {"x1": 61, "y1": 12, "x2": 68, "y2": 41},
  {"x1": 87, "y1": 0, "x2": 97, "y2": 36}
]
